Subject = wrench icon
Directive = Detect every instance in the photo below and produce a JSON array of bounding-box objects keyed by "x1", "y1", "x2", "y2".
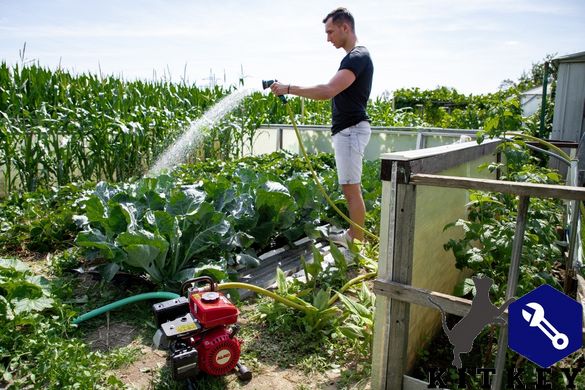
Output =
[{"x1": 521, "y1": 302, "x2": 569, "y2": 350}]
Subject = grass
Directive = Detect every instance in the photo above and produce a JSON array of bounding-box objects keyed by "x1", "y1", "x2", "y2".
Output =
[{"x1": 1, "y1": 245, "x2": 375, "y2": 389}]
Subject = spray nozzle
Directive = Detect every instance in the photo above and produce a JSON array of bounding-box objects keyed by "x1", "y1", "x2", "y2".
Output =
[{"x1": 262, "y1": 79, "x2": 287, "y2": 104}]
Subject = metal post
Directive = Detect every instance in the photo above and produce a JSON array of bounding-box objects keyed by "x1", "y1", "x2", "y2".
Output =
[
  {"x1": 276, "y1": 127, "x2": 283, "y2": 151},
  {"x1": 539, "y1": 61, "x2": 549, "y2": 136},
  {"x1": 566, "y1": 199, "x2": 580, "y2": 293},
  {"x1": 415, "y1": 132, "x2": 424, "y2": 150},
  {"x1": 565, "y1": 159, "x2": 579, "y2": 292},
  {"x1": 492, "y1": 195, "x2": 530, "y2": 390}
]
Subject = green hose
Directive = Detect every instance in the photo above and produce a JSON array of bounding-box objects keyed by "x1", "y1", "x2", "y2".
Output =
[
  {"x1": 72, "y1": 273, "x2": 379, "y2": 325},
  {"x1": 72, "y1": 291, "x2": 180, "y2": 324},
  {"x1": 285, "y1": 104, "x2": 379, "y2": 242}
]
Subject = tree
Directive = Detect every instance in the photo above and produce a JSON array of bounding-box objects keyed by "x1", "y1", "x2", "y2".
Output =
[{"x1": 516, "y1": 53, "x2": 557, "y2": 92}]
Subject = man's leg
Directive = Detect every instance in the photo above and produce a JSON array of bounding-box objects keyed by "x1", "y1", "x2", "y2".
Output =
[{"x1": 342, "y1": 183, "x2": 366, "y2": 241}]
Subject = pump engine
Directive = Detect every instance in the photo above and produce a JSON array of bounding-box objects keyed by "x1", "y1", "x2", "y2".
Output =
[{"x1": 152, "y1": 277, "x2": 251, "y2": 381}]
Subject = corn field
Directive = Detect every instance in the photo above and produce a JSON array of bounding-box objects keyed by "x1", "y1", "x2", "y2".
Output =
[
  {"x1": 0, "y1": 62, "x2": 524, "y2": 194},
  {"x1": 0, "y1": 63, "x2": 227, "y2": 193}
]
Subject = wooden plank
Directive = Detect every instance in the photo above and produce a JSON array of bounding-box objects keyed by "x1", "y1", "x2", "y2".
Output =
[
  {"x1": 372, "y1": 162, "x2": 418, "y2": 390},
  {"x1": 374, "y1": 279, "x2": 474, "y2": 318},
  {"x1": 410, "y1": 173, "x2": 585, "y2": 201},
  {"x1": 384, "y1": 182, "x2": 417, "y2": 390},
  {"x1": 371, "y1": 167, "x2": 398, "y2": 388},
  {"x1": 374, "y1": 279, "x2": 510, "y2": 324},
  {"x1": 380, "y1": 140, "x2": 500, "y2": 181}
]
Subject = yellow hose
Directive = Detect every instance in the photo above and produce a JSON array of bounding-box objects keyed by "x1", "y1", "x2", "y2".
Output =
[
  {"x1": 285, "y1": 104, "x2": 379, "y2": 242},
  {"x1": 504, "y1": 131, "x2": 571, "y2": 161},
  {"x1": 218, "y1": 273, "x2": 377, "y2": 313},
  {"x1": 217, "y1": 282, "x2": 316, "y2": 314},
  {"x1": 327, "y1": 272, "x2": 377, "y2": 307}
]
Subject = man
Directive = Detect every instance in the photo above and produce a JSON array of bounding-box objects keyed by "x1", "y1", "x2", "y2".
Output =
[{"x1": 270, "y1": 7, "x2": 374, "y2": 246}]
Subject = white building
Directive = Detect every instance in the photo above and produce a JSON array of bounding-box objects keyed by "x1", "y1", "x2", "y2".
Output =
[{"x1": 520, "y1": 84, "x2": 551, "y2": 117}]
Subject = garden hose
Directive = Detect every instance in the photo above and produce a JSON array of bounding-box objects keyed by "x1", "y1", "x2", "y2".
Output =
[
  {"x1": 72, "y1": 291, "x2": 180, "y2": 324},
  {"x1": 285, "y1": 103, "x2": 379, "y2": 242},
  {"x1": 71, "y1": 274, "x2": 379, "y2": 325}
]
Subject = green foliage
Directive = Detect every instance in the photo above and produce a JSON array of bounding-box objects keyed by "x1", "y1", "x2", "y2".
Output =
[
  {"x1": 257, "y1": 241, "x2": 376, "y2": 366},
  {"x1": 515, "y1": 53, "x2": 557, "y2": 92},
  {"x1": 1, "y1": 62, "x2": 534, "y2": 197},
  {"x1": 0, "y1": 257, "x2": 131, "y2": 388},
  {"x1": 75, "y1": 175, "x2": 235, "y2": 287},
  {"x1": 0, "y1": 182, "x2": 91, "y2": 252},
  {"x1": 73, "y1": 152, "x2": 382, "y2": 288},
  {"x1": 336, "y1": 282, "x2": 375, "y2": 357},
  {"x1": 444, "y1": 148, "x2": 564, "y2": 302},
  {"x1": 0, "y1": 62, "x2": 227, "y2": 192}
]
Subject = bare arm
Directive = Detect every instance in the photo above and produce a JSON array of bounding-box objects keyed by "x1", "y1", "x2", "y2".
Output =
[{"x1": 270, "y1": 69, "x2": 356, "y2": 100}]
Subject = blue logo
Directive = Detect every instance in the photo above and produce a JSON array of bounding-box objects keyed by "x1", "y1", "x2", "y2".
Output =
[{"x1": 508, "y1": 284, "x2": 583, "y2": 368}]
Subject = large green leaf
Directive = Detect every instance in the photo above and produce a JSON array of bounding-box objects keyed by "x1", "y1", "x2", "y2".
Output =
[
  {"x1": 256, "y1": 181, "x2": 297, "y2": 229},
  {"x1": 12, "y1": 297, "x2": 54, "y2": 315},
  {"x1": 182, "y1": 211, "x2": 230, "y2": 261},
  {"x1": 75, "y1": 228, "x2": 120, "y2": 260},
  {"x1": 0, "y1": 258, "x2": 29, "y2": 274},
  {"x1": 204, "y1": 179, "x2": 236, "y2": 212},
  {"x1": 82, "y1": 195, "x2": 106, "y2": 224},
  {"x1": 116, "y1": 229, "x2": 169, "y2": 280},
  {"x1": 166, "y1": 186, "x2": 206, "y2": 216},
  {"x1": 229, "y1": 193, "x2": 257, "y2": 231}
]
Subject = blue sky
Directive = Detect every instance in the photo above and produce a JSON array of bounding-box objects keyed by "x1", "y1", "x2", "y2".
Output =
[{"x1": 1, "y1": 0, "x2": 583, "y2": 97}]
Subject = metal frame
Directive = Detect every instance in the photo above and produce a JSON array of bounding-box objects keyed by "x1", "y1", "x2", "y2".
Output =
[{"x1": 258, "y1": 124, "x2": 478, "y2": 151}]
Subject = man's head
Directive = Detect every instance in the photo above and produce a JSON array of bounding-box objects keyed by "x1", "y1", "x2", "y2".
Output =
[{"x1": 323, "y1": 7, "x2": 356, "y2": 50}]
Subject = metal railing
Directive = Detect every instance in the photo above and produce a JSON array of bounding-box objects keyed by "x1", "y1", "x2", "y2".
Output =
[{"x1": 257, "y1": 124, "x2": 478, "y2": 152}]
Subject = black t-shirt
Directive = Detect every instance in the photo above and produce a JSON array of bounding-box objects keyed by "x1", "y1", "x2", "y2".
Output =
[{"x1": 331, "y1": 46, "x2": 373, "y2": 135}]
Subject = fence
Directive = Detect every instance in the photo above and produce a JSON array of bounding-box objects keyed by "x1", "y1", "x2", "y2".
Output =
[{"x1": 371, "y1": 139, "x2": 585, "y2": 390}]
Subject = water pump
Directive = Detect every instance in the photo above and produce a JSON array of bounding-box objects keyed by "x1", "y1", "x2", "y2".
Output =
[{"x1": 152, "y1": 276, "x2": 251, "y2": 382}]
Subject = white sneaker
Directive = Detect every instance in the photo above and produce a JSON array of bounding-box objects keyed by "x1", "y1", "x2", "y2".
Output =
[{"x1": 328, "y1": 230, "x2": 352, "y2": 248}]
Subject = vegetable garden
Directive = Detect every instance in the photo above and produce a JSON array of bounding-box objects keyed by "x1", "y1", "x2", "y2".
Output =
[{"x1": 1, "y1": 60, "x2": 584, "y2": 389}]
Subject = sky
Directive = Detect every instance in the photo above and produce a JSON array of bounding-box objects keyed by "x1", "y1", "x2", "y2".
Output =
[{"x1": 0, "y1": 0, "x2": 584, "y2": 98}]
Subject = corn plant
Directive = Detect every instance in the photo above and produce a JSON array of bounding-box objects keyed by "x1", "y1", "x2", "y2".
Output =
[{"x1": 0, "y1": 63, "x2": 227, "y2": 193}]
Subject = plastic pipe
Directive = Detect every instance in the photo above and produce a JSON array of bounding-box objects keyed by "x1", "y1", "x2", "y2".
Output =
[{"x1": 72, "y1": 291, "x2": 180, "y2": 324}]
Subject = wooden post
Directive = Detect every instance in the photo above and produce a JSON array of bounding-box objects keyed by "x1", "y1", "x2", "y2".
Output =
[{"x1": 372, "y1": 161, "x2": 417, "y2": 389}]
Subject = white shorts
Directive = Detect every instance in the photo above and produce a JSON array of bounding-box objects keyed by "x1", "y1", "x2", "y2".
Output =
[{"x1": 332, "y1": 121, "x2": 371, "y2": 185}]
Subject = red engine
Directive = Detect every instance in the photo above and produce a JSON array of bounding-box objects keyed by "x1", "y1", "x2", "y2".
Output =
[{"x1": 152, "y1": 277, "x2": 250, "y2": 381}]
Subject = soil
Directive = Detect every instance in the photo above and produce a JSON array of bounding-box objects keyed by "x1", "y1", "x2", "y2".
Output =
[{"x1": 83, "y1": 309, "x2": 369, "y2": 390}]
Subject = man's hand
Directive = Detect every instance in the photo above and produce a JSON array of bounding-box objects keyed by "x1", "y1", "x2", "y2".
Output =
[
  {"x1": 269, "y1": 69, "x2": 356, "y2": 101},
  {"x1": 270, "y1": 81, "x2": 288, "y2": 96}
]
